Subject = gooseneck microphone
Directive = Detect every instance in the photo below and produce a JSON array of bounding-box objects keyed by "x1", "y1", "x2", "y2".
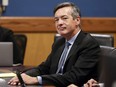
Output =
[{"x1": 16, "y1": 70, "x2": 26, "y2": 87}]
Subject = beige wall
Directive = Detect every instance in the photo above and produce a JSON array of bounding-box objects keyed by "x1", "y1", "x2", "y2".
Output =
[{"x1": 23, "y1": 33, "x2": 55, "y2": 66}]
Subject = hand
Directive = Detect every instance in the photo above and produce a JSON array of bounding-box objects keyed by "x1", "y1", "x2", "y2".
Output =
[
  {"x1": 8, "y1": 73, "x2": 38, "y2": 85},
  {"x1": 83, "y1": 79, "x2": 99, "y2": 87},
  {"x1": 67, "y1": 84, "x2": 78, "y2": 87},
  {"x1": 8, "y1": 75, "x2": 19, "y2": 86}
]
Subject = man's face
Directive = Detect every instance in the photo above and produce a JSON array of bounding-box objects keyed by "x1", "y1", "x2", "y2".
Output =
[{"x1": 54, "y1": 7, "x2": 80, "y2": 39}]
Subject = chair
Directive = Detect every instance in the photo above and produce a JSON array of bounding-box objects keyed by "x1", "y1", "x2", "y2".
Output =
[
  {"x1": 54, "y1": 33, "x2": 114, "y2": 47},
  {"x1": 91, "y1": 34, "x2": 114, "y2": 47},
  {"x1": 99, "y1": 46, "x2": 116, "y2": 79},
  {"x1": 14, "y1": 34, "x2": 27, "y2": 64},
  {"x1": 99, "y1": 46, "x2": 116, "y2": 87},
  {"x1": 100, "y1": 46, "x2": 115, "y2": 55}
]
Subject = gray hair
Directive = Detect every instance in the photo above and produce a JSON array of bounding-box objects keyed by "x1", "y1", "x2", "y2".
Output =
[{"x1": 53, "y1": 2, "x2": 81, "y2": 19}]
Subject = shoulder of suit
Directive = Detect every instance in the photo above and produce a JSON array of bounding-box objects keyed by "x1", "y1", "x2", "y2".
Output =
[{"x1": 0, "y1": 26, "x2": 13, "y2": 34}]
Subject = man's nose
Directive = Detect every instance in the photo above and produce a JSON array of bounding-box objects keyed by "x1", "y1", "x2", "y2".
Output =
[{"x1": 57, "y1": 19, "x2": 64, "y2": 25}]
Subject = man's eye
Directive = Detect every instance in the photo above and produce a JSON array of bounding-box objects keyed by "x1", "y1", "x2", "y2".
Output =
[
  {"x1": 63, "y1": 17, "x2": 68, "y2": 19},
  {"x1": 62, "y1": 17, "x2": 68, "y2": 20},
  {"x1": 54, "y1": 19, "x2": 58, "y2": 22}
]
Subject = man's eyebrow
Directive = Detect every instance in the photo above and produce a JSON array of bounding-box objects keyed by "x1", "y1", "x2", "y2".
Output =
[{"x1": 54, "y1": 15, "x2": 67, "y2": 19}]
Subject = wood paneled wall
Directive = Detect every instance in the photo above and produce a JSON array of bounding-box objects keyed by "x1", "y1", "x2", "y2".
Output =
[
  {"x1": 0, "y1": 17, "x2": 116, "y2": 66},
  {"x1": 1, "y1": 17, "x2": 116, "y2": 33}
]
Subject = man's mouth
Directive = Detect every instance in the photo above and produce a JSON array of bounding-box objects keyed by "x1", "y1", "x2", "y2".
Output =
[{"x1": 58, "y1": 27, "x2": 66, "y2": 31}]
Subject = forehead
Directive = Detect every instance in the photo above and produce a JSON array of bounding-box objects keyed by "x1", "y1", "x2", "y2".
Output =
[{"x1": 54, "y1": 7, "x2": 72, "y2": 17}]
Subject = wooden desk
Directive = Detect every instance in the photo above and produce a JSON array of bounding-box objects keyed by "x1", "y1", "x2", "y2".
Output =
[
  {"x1": 0, "y1": 65, "x2": 54, "y2": 87},
  {"x1": 0, "y1": 65, "x2": 34, "y2": 72}
]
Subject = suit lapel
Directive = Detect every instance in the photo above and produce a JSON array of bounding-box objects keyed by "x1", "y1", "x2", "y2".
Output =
[
  {"x1": 55, "y1": 43, "x2": 65, "y2": 64},
  {"x1": 66, "y1": 31, "x2": 86, "y2": 61},
  {"x1": 51, "y1": 38, "x2": 65, "y2": 73}
]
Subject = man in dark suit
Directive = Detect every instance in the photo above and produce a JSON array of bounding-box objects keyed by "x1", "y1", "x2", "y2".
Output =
[{"x1": 8, "y1": 2, "x2": 100, "y2": 87}]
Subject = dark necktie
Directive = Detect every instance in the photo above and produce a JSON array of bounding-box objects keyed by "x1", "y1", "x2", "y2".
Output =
[{"x1": 56, "y1": 42, "x2": 70, "y2": 74}]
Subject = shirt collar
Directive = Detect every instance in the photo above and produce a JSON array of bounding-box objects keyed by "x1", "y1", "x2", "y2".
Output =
[{"x1": 66, "y1": 29, "x2": 81, "y2": 45}]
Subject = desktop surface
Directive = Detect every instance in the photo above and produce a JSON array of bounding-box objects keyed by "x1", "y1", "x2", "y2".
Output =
[{"x1": 0, "y1": 65, "x2": 54, "y2": 87}]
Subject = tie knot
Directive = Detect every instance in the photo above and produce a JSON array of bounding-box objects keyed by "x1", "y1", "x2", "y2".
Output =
[{"x1": 66, "y1": 42, "x2": 70, "y2": 47}]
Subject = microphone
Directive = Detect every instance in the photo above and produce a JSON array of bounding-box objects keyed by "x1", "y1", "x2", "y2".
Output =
[{"x1": 16, "y1": 70, "x2": 26, "y2": 87}]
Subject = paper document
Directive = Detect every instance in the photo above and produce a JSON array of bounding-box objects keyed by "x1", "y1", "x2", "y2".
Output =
[{"x1": 0, "y1": 69, "x2": 16, "y2": 77}]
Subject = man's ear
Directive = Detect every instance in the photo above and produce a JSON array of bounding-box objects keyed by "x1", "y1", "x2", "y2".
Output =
[
  {"x1": 76, "y1": 16, "x2": 80, "y2": 21},
  {"x1": 75, "y1": 16, "x2": 80, "y2": 25}
]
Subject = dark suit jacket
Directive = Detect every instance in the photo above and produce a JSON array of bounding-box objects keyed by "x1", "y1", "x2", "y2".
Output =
[
  {"x1": 0, "y1": 26, "x2": 22, "y2": 64},
  {"x1": 25, "y1": 31, "x2": 101, "y2": 87}
]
